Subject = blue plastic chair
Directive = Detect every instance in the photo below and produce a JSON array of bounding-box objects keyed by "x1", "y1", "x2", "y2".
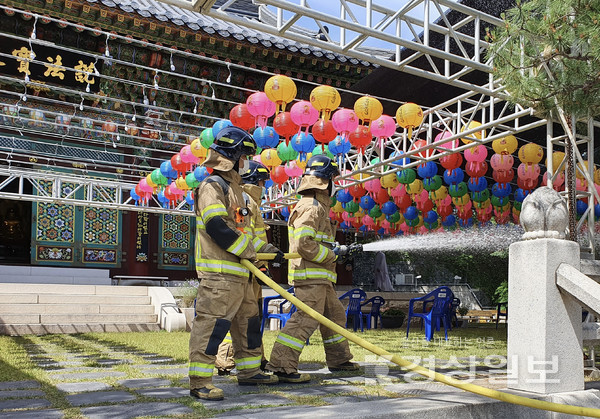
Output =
[
  {"x1": 361, "y1": 296, "x2": 385, "y2": 330},
  {"x1": 406, "y1": 286, "x2": 454, "y2": 341},
  {"x1": 339, "y1": 288, "x2": 367, "y2": 332},
  {"x1": 260, "y1": 287, "x2": 296, "y2": 335}
]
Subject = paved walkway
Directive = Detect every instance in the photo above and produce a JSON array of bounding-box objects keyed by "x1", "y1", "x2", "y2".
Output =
[{"x1": 2, "y1": 335, "x2": 598, "y2": 418}]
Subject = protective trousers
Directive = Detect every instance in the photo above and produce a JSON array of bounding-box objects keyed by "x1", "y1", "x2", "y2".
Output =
[
  {"x1": 267, "y1": 282, "x2": 352, "y2": 374},
  {"x1": 215, "y1": 278, "x2": 264, "y2": 372},
  {"x1": 189, "y1": 277, "x2": 262, "y2": 388}
]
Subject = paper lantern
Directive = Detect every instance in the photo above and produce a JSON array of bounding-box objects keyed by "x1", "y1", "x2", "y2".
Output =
[
  {"x1": 273, "y1": 111, "x2": 299, "y2": 144},
  {"x1": 312, "y1": 119, "x2": 338, "y2": 144},
  {"x1": 434, "y1": 130, "x2": 457, "y2": 149},
  {"x1": 348, "y1": 124, "x2": 372, "y2": 154},
  {"x1": 354, "y1": 96, "x2": 383, "y2": 125},
  {"x1": 199, "y1": 127, "x2": 215, "y2": 149},
  {"x1": 395, "y1": 103, "x2": 423, "y2": 138},
  {"x1": 211, "y1": 119, "x2": 233, "y2": 138},
  {"x1": 370, "y1": 114, "x2": 396, "y2": 148},
  {"x1": 291, "y1": 132, "x2": 315, "y2": 161},
  {"x1": 548, "y1": 151, "x2": 566, "y2": 173},
  {"x1": 284, "y1": 160, "x2": 303, "y2": 177},
  {"x1": 331, "y1": 108, "x2": 359, "y2": 141},
  {"x1": 492, "y1": 134, "x2": 518, "y2": 155},
  {"x1": 180, "y1": 145, "x2": 200, "y2": 166},
  {"x1": 310, "y1": 85, "x2": 341, "y2": 121},
  {"x1": 270, "y1": 165, "x2": 289, "y2": 185},
  {"x1": 276, "y1": 141, "x2": 298, "y2": 163},
  {"x1": 464, "y1": 145, "x2": 488, "y2": 162},
  {"x1": 411, "y1": 139, "x2": 433, "y2": 159},
  {"x1": 264, "y1": 74, "x2": 297, "y2": 113},
  {"x1": 190, "y1": 138, "x2": 209, "y2": 164},
  {"x1": 253, "y1": 126, "x2": 279, "y2": 149},
  {"x1": 490, "y1": 154, "x2": 513, "y2": 171},
  {"x1": 261, "y1": 148, "x2": 282, "y2": 168},
  {"x1": 229, "y1": 104, "x2": 255, "y2": 131},
  {"x1": 518, "y1": 143, "x2": 543, "y2": 165},
  {"x1": 246, "y1": 92, "x2": 276, "y2": 129},
  {"x1": 460, "y1": 121, "x2": 484, "y2": 145},
  {"x1": 290, "y1": 100, "x2": 319, "y2": 135}
]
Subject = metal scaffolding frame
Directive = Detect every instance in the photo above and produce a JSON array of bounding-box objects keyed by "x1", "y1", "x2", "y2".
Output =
[{"x1": 0, "y1": 0, "x2": 597, "y2": 252}]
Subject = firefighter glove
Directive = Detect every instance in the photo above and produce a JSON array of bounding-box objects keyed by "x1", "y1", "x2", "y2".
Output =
[{"x1": 272, "y1": 250, "x2": 285, "y2": 268}]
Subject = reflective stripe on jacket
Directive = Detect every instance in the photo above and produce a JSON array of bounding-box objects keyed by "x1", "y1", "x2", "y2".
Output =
[
  {"x1": 194, "y1": 170, "x2": 256, "y2": 280},
  {"x1": 287, "y1": 190, "x2": 337, "y2": 284}
]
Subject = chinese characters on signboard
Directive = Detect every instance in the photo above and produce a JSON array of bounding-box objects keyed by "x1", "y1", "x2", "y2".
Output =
[
  {"x1": 136, "y1": 211, "x2": 149, "y2": 263},
  {"x1": 0, "y1": 34, "x2": 103, "y2": 92}
]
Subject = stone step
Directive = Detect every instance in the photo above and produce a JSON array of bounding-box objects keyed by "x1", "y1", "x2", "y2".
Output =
[
  {"x1": 0, "y1": 323, "x2": 161, "y2": 335},
  {"x1": 0, "y1": 294, "x2": 38, "y2": 304},
  {"x1": 37, "y1": 294, "x2": 152, "y2": 305},
  {"x1": 0, "y1": 313, "x2": 158, "y2": 323},
  {"x1": 0, "y1": 283, "x2": 149, "y2": 296},
  {"x1": 40, "y1": 314, "x2": 158, "y2": 323},
  {"x1": 0, "y1": 304, "x2": 154, "y2": 315},
  {"x1": 580, "y1": 259, "x2": 600, "y2": 282}
]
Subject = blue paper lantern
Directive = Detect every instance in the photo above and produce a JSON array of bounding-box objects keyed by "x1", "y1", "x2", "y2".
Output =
[
  {"x1": 467, "y1": 177, "x2": 488, "y2": 192},
  {"x1": 442, "y1": 214, "x2": 456, "y2": 227},
  {"x1": 193, "y1": 166, "x2": 210, "y2": 182},
  {"x1": 185, "y1": 191, "x2": 194, "y2": 205},
  {"x1": 328, "y1": 136, "x2": 351, "y2": 156},
  {"x1": 492, "y1": 182, "x2": 512, "y2": 198},
  {"x1": 381, "y1": 201, "x2": 398, "y2": 215},
  {"x1": 160, "y1": 161, "x2": 177, "y2": 180},
  {"x1": 359, "y1": 195, "x2": 376, "y2": 211},
  {"x1": 336, "y1": 189, "x2": 353, "y2": 204},
  {"x1": 404, "y1": 206, "x2": 418, "y2": 220},
  {"x1": 417, "y1": 161, "x2": 437, "y2": 179},
  {"x1": 424, "y1": 210, "x2": 438, "y2": 224},
  {"x1": 514, "y1": 188, "x2": 530, "y2": 203},
  {"x1": 253, "y1": 126, "x2": 279, "y2": 149},
  {"x1": 291, "y1": 132, "x2": 315, "y2": 161},
  {"x1": 443, "y1": 168, "x2": 464, "y2": 185},
  {"x1": 211, "y1": 119, "x2": 233, "y2": 137}
]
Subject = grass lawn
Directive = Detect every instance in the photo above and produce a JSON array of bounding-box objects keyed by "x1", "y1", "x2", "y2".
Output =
[
  {"x1": 0, "y1": 324, "x2": 507, "y2": 382},
  {"x1": 0, "y1": 324, "x2": 509, "y2": 418}
]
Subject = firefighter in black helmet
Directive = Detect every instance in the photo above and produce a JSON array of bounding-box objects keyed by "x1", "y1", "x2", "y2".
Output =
[
  {"x1": 189, "y1": 126, "x2": 278, "y2": 401},
  {"x1": 215, "y1": 160, "x2": 285, "y2": 375},
  {"x1": 266, "y1": 155, "x2": 358, "y2": 383}
]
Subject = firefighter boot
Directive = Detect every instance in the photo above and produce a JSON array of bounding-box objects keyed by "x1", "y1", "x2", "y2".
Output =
[
  {"x1": 328, "y1": 361, "x2": 360, "y2": 372},
  {"x1": 190, "y1": 384, "x2": 225, "y2": 401},
  {"x1": 237, "y1": 373, "x2": 279, "y2": 386},
  {"x1": 274, "y1": 371, "x2": 311, "y2": 383}
]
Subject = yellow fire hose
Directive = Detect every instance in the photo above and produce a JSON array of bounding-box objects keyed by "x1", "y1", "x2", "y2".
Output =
[{"x1": 244, "y1": 257, "x2": 600, "y2": 417}]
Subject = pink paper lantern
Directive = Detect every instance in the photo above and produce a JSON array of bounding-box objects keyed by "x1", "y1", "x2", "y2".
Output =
[
  {"x1": 180, "y1": 145, "x2": 200, "y2": 165},
  {"x1": 364, "y1": 178, "x2": 382, "y2": 196},
  {"x1": 390, "y1": 183, "x2": 407, "y2": 199},
  {"x1": 464, "y1": 145, "x2": 488, "y2": 162},
  {"x1": 490, "y1": 154, "x2": 514, "y2": 171},
  {"x1": 246, "y1": 92, "x2": 276, "y2": 129},
  {"x1": 289, "y1": 100, "x2": 319, "y2": 135},
  {"x1": 284, "y1": 160, "x2": 303, "y2": 177},
  {"x1": 517, "y1": 163, "x2": 540, "y2": 180},
  {"x1": 331, "y1": 108, "x2": 359, "y2": 140},
  {"x1": 362, "y1": 215, "x2": 375, "y2": 228},
  {"x1": 370, "y1": 115, "x2": 396, "y2": 147},
  {"x1": 138, "y1": 178, "x2": 154, "y2": 194},
  {"x1": 434, "y1": 130, "x2": 457, "y2": 149},
  {"x1": 541, "y1": 171, "x2": 565, "y2": 189}
]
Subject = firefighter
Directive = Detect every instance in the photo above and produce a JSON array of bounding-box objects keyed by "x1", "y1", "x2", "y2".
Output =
[
  {"x1": 266, "y1": 155, "x2": 359, "y2": 383},
  {"x1": 215, "y1": 160, "x2": 284, "y2": 375},
  {"x1": 189, "y1": 126, "x2": 278, "y2": 401}
]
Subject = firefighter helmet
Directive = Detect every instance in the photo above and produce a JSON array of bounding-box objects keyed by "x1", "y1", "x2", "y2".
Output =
[
  {"x1": 210, "y1": 126, "x2": 257, "y2": 161},
  {"x1": 304, "y1": 155, "x2": 340, "y2": 180},
  {"x1": 241, "y1": 161, "x2": 270, "y2": 185}
]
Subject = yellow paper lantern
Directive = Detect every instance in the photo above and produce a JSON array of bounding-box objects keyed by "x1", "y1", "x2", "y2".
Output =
[
  {"x1": 295, "y1": 157, "x2": 308, "y2": 170},
  {"x1": 430, "y1": 185, "x2": 448, "y2": 201},
  {"x1": 594, "y1": 167, "x2": 600, "y2": 185},
  {"x1": 310, "y1": 85, "x2": 341, "y2": 121},
  {"x1": 474, "y1": 198, "x2": 491, "y2": 210},
  {"x1": 146, "y1": 174, "x2": 157, "y2": 189},
  {"x1": 354, "y1": 96, "x2": 383, "y2": 125},
  {"x1": 380, "y1": 173, "x2": 399, "y2": 190},
  {"x1": 576, "y1": 160, "x2": 590, "y2": 180},
  {"x1": 452, "y1": 195, "x2": 470, "y2": 207},
  {"x1": 332, "y1": 201, "x2": 344, "y2": 213},
  {"x1": 353, "y1": 172, "x2": 369, "y2": 181},
  {"x1": 260, "y1": 148, "x2": 282, "y2": 168},
  {"x1": 548, "y1": 151, "x2": 566, "y2": 173},
  {"x1": 492, "y1": 134, "x2": 518, "y2": 155},
  {"x1": 406, "y1": 178, "x2": 423, "y2": 195},
  {"x1": 415, "y1": 215, "x2": 424, "y2": 228},
  {"x1": 395, "y1": 103, "x2": 423, "y2": 138},
  {"x1": 518, "y1": 143, "x2": 543, "y2": 165},
  {"x1": 264, "y1": 75, "x2": 297, "y2": 114},
  {"x1": 175, "y1": 176, "x2": 190, "y2": 191},
  {"x1": 460, "y1": 121, "x2": 484, "y2": 145},
  {"x1": 190, "y1": 138, "x2": 209, "y2": 160}
]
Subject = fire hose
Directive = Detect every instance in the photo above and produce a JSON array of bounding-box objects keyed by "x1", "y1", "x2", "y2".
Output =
[{"x1": 245, "y1": 255, "x2": 600, "y2": 417}]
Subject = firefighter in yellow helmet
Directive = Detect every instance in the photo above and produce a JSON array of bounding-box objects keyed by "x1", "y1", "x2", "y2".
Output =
[
  {"x1": 189, "y1": 126, "x2": 278, "y2": 401},
  {"x1": 215, "y1": 160, "x2": 285, "y2": 375},
  {"x1": 266, "y1": 155, "x2": 359, "y2": 383}
]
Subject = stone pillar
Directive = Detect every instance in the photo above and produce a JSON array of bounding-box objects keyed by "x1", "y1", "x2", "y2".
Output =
[{"x1": 508, "y1": 238, "x2": 583, "y2": 393}]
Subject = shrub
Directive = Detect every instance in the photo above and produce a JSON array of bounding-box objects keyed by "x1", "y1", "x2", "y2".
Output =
[{"x1": 381, "y1": 306, "x2": 406, "y2": 319}]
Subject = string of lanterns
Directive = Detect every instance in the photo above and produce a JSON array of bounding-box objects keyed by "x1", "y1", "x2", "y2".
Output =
[{"x1": 131, "y1": 75, "x2": 600, "y2": 236}]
